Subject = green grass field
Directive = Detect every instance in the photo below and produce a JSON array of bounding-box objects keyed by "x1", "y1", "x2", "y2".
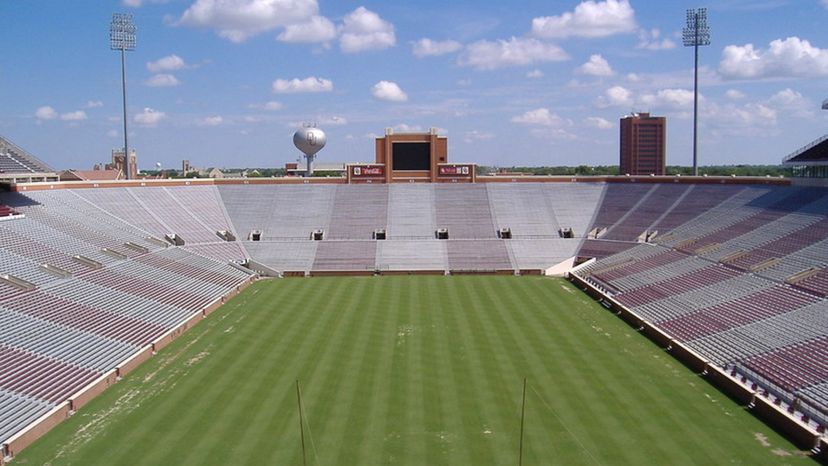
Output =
[{"x1": 16, "y1": 276, "x2": 815, "y2": 465}]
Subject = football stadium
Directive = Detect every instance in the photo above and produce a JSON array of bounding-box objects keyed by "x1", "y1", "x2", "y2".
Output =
[
  {"x1": 2, "y1": 133, "x2": 828, "y2": 464},
  {"x1": 3, "y1": 1, "x2": 828, "y2": 465}
]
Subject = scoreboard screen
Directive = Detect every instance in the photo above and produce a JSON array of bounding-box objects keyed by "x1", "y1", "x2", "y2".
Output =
[{"x1": 392, "y1": 142, "x2": 430, "y2": 170}]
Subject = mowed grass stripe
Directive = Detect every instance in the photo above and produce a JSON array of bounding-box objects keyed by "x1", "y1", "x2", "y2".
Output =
[
  {"x1": 442, "y1": 277, "x2": 498, "y2": 465},
  {"x1": 16, "y1": 276, "x2": 814, "y2": 465},
  {"x1": 452, "y1": 278, "x2": 519, "y2": 465},
  {"x1": 483, "y1": 277, "x2": 600, "y2": 464}
]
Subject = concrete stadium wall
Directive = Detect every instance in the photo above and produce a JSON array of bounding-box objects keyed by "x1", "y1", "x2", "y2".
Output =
[
  {"x1": 568, "y1": 272, "x2": 824, "y2": 452},
  {"x1": 3, "y1": 402, "x2": 71, "y2": 458},
  {"x1": 68, "y1": 370, "x2": 118, "y2": 412},
  {"x1": 1, "y1": 274, "x2": 258, "y2": 462},
  {"x1": 380, "y1": 270, "x2": 446, "y2": 276},
  {"x1": 449, "y1": 269, "x2": 515, "y2": 275},
  {"x1": 116, "y1": 346, "x2": 154, "y2": 378},
  {"x1": 309, "y1": 270, "x2": 374, "y2": 277},
  {"x1": 9, "y1": 174, "x2": 791, "y2": 192}
]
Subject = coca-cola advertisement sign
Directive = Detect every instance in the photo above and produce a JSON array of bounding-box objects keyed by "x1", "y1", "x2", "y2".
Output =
[
  {"x1": 352, "y1": 165, "x2": 384, "y2": 177},
  {"x1": 438, "y1": 165, "x2": 471, "y2": 176}
]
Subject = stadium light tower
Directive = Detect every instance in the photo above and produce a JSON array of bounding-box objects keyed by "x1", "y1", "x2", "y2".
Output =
[
  {"x1": 110, "y1": 13, "x2": 136, "y2": 180},
  {"x1": 683, "y1": 7, "x2": 710, "y2": 177}
]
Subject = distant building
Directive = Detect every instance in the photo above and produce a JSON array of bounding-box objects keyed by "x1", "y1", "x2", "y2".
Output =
[
  {"x1": 285, "y1": 161, "x2": 345, "y2": 176},
  {"x1": 60, "y1": 168, "x2": 122, "y2": 182},
  {"x1": 198, "y1": 168, "x2": 225, "y2": 178},
  {"x1": 109, "y1": 149, "x2": 137, "y2": 179},
  {"x1": 619, "y1": 113, "x2": 666, "y2": 176}
]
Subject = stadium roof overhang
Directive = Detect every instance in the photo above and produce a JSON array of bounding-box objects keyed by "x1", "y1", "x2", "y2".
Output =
[{"x1": 782, "y1": 134, "x2": 828, "y2": 166}]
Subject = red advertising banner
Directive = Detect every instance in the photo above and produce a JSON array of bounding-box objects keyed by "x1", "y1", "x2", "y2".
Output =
[
  {"x1": 351, "y1": 165, "x2": 384, "y2": 177},
  {"x1": 438, "y1": 165, "x2": 472, "y2": 177}
]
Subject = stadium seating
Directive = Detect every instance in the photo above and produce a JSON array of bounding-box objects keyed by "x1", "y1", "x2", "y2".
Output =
[
  {"x1": 216, "y1": 183, "x2": 607, "y2": 272},
  {"x1": 574, "y1": 185, "x2": 828, "y2": 428},
  {"x1": 0, "y1": 136, "x2": 53, "y2": 173},
  {"x1": 3, "y1": 180, "x2": 828, "y2": 449},
  {"x1": 0, "y1": 187, "x2": 253, "y2": 448}
]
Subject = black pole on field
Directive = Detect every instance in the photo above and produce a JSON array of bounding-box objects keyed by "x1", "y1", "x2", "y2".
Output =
[
  {"x1": 519, "y1": 377, "x2": 527, "y2": 466},
  {"x1": 297, "y1": 379, "x2": 307, "y2": 466}
]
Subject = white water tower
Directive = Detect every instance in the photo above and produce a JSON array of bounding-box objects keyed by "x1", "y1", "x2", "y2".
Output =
[{"x1": 293, "y1": 125, "x2": 326, "y2": 177}]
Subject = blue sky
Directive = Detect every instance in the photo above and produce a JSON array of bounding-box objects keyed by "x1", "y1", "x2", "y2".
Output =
[{"x1": 1, "y1": 0, "x2": 827, "y2": 171}]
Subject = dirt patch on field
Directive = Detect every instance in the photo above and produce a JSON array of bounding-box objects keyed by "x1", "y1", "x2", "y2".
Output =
[
  {"x1": 186, "y1": 351, "x2": 210, "y2": 366},
  {"x1": 754, "y1": 432, "x2": 771, "y2": 447},
  {"x1": 44, "y1": 388, "x2": 143, "y2": 464}
]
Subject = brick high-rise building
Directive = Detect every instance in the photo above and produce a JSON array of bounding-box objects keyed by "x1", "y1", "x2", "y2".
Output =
[{"x1": 619, "y1": 113, "x2": 666, "y2": 175}]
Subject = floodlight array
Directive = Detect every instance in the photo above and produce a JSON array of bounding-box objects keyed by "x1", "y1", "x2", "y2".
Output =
[
  {"x1": 683, "y1": 8, "x2": 710, "y2": 47},
  {"x1": 110, "y1": 13, "x2": 136, "y2": 51}
]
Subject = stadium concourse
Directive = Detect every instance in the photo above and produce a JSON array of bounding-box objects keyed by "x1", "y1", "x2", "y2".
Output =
[{"x1": 2, "y1": 177, "x2": 828, "y2": 458}]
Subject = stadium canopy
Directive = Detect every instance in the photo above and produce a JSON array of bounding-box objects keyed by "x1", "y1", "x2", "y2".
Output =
[
  {"x1": 0, "y1": 135, "x2": 58, "y2": 182},
  {"x1": 782, "y1": 134, "x2": 828, "y2": 178}
]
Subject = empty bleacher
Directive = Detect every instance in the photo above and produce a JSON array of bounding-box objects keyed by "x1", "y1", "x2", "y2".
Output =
[
  {"x1": 327, "y1": 185, "x2": 388, "y2": 240},
  {"x1": 386, "y1": 184, "x2": 437, "y2": 239},
  {"x1": 0, "y1": 136, "x2": 54, "y2": 174},
  {"x1": 0, "y1": 186, "x2": 253, "y2": 449},
  {"x1": 574, "y1": 183, "x2": 828, "y2": 430},
  {"x1": 3, "y1": 179, "x2": 828, "y2": 450},
  {"x1": 434, "y1": 184, "x2": 497, "y2": 239}
]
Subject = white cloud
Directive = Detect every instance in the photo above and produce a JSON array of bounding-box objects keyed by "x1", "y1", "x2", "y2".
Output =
[
  {"x1": 597, "y1": 85, "x2": 696, "y2": 110},
  {"x1": 86, "y1": 100, "x2": 104, "y2": 108},
  {"x1": 371, "y1": 80, "x2": 408, "y2": 102},
  {"x1": 134, "y1": 108, "x2": 167, "y2": 127},
  {"x1": 411, "y1": 38, "x2": 462, "y2": 58},
  {"x1": 317, "y1": 115, "x2": 347, "y2": 126},
  {"x1": 289, "y1": 115, "x2": 348, "y2": 127},
  {"x1": 577, "y1": 54, "x2": 613, "y2": 76},
  {"x1": 339, "y1": 6, "x2": 395, "y2": 53},
  {"x1": 197, "y1": 115, "x2": 224, "y2": 126},
  {"x1": 272, "y1": 76, "x2": 333, "y2": 93},
  {"x1": 277, "y1": 15, "x2": 336, "y2": 43},
  {"x1": 35, "y1": 106, "x2": 58, "y2": 121},
  {"x1": 145, "y1": 74, "x2": 180, "y2": 87},
  {"x1": 585, "y1": 116, "x2": 613, "y2": 129},
  {"x1": 725, "y1": 89, "x2": 745, "y2": 100},
  {"x1": 526, "y1": 69, "x2": 544, "y2": 78},
  {"x1": 392, "y1": 123, "x2": 422, "y2": 132},
  {"x1": 636, "y1": 28, "x2": 675, "y2": 50},
  {"x1": 531, "y1": 0, "x2": 636, "y2": 39},
  {"x1": 107, "y1": 129, "x2": 119, "y2": 138},
  {"x1": 823, "y1": 0, "x2": 828, "y2": 8},
  {"x1": 768, "y1": 88, "x2": 813, "y2": 117},
  {"x1": 122, "y1": 0, "x2": 169, "y2": 6},
  {"x1": 511, "y1": 108, "x2": 565, "y2": 127},
  {"x1": 463, "y1": 130, "x2": 495, "y2": 143},
  {"x1": 147, "y1": 54, "x2": 187, "y2": 72},
  {"x1": 249, "y1": 101, "x2": 284, "y2": 110},
  {"x1": 177, "y1": 0, "x2": 319, "y2": 43},
  {"x1": 60, "y1": 110, "x2": 88, "y2": 121},
  {"x1": 768, "y1": 88, "x2": 804, "y2": 106},
  {"x1": 639, "y1": 88, "x2": 695, "y2": 109},
  {"x1": 459, "y1": 37, "x2": 568, "y2": 70},
  {"x1": 705, "y1": 101, "x2": 777, "y2": 131},
  {"x1": 599, "y1": 85, "x2": 633, "y2": 107},
  {"x1": 719, "y1": 36, "x2": 828, "y2": 79}
]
